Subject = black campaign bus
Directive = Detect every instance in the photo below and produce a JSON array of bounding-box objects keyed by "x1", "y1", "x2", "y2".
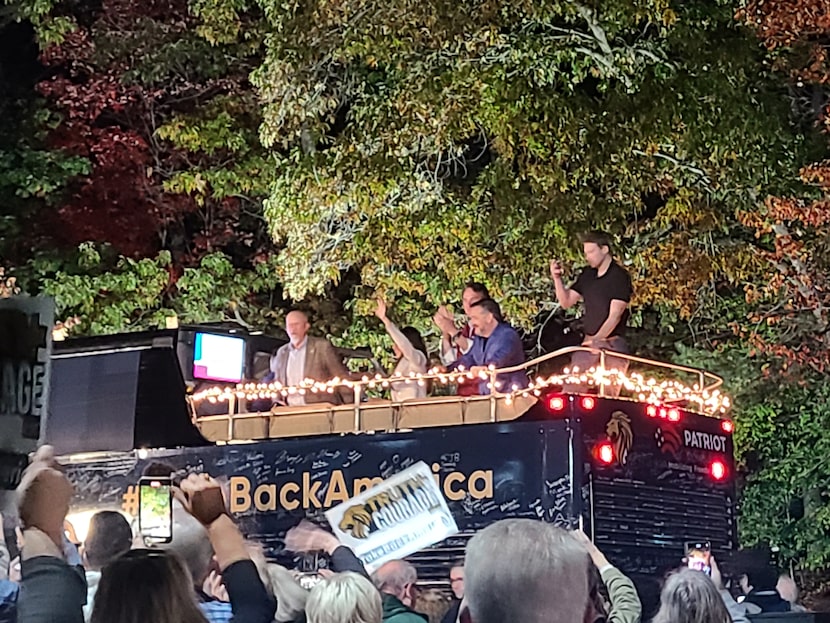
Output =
[{"x1": 45, "y1": 328, "x2": 736, "y2": 584}]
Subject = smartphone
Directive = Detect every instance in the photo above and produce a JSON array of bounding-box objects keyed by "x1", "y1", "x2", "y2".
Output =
[
  {"x1": 685, "y1": 540, "x2": 711, "y2": 576},
  {"x1": 138, "y1": 476, "x2": 173, "y2": 543}
]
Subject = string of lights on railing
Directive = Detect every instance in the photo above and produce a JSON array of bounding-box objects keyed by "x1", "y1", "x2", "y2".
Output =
[{"x1": 189, "y1": 365, "x2": 731, "y2": 416}]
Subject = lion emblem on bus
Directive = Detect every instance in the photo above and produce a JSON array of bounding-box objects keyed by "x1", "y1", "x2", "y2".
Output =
[
  {"x1": 339, "y1": 504, "x2": 374, "y2": 539},
  {"x1": 606, "y1": 411, "x2": 633, "y2": 466}
]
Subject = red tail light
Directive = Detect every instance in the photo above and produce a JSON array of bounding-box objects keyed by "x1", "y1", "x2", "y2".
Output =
[
  {"x1": 595, "y1": 442, "x2": 615, "y2": 465},
  {"x1": 646, "y1": 405, "x2": 658, "y2": 417},
  {"x1": 721, "y1": 420, "x2": 734, "y2": 434},
  {"x1": 710, "y1": 460, "x2": 727, "y2": 481},
  {"x1": 667, "y1": 408, "x2": 681, "y2": 422},
  {"x1": 580, "y1": 396, "x2": 596, "y2": 410},
  {"x1": 547, "y1": 395, "x2": 566, "y2": 412}
]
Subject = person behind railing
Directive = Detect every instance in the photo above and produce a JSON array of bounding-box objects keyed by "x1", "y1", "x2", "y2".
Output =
[
  {"x1": 550, "y1": 231, "x2": 632, "y2": 395},
  {"x1": 374, "y1": 299, "x2": 428, "y2": 402},
  {"x1": 269, "y1": 310, "x2": 354, "y2": 406},
  {"x1": 433, "y1": 283, "x2": 489, "y2": 397},
  {"x1": 446, "y1": 299, "x2": 528, "y2": 395}
]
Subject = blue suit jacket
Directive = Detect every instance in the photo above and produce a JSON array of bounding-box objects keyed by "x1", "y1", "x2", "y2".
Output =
[{"x1": 449, "y1": 322, "x2": 528, "y2": 394}]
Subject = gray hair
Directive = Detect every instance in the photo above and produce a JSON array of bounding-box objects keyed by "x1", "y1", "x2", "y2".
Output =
[
  {"x1": 465, "y1": 519, "x2": 589, "y2": 623},
  {"x1": 306, "y1": 572, "x2": 382, "y2": 623},
  {"x1": 371, "y1": 560, "x2": 417, "y2": 596},
  {"x1": 652, "y1": 569, "x2": 731, "y2": 623},
  {"x1": 157, "y1": 506, "x2": 214, "y2": 586}
]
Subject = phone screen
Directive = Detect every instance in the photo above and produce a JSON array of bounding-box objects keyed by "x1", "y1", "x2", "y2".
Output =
[
  {"x1": 139, "y1": 477, "x2": 173, "y2": 543},
  {"x1": 685, "y1": 541, "x2": 711, "y2": 576}
]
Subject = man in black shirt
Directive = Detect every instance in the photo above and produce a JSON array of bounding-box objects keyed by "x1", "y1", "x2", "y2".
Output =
[{"x1": 550, "y1": 231, "x2": 632, "y2": 394}]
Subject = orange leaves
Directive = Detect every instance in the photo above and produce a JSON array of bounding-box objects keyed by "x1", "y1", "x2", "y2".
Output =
[{"x1": 737, "y1": 0, "x2": 830, "y2": 50}]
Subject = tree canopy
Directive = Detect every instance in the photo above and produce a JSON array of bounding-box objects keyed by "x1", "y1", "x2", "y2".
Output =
[{"x1": 2, "y1": 0, "x2": 830, "y2": 573}]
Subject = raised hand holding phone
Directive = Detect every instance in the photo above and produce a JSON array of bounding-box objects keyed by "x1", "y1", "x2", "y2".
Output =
[
  {"x1": 685, "y1": 540, "x2": 712, "y2": 576},
  {"x1": 138, "y1": 476, "x2": 173, "y2": 543}
]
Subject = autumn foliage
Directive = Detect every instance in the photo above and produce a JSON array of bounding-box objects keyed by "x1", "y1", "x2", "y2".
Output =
[{"x1": 735, "y1": 0, "x2": 830, "y2": 374}]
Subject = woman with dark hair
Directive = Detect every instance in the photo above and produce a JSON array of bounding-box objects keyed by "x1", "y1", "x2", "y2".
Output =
[
  {"x1": 374, "y1": 299, "x2": 428, "y2": 401},
  {"x1": 91, "y1": 549, "x2": 208, "y2": 623}
]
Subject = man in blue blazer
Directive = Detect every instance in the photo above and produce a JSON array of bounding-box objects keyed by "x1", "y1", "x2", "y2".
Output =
[{"x1": 448, "y1": 299, "x2": 528, "y2": 395}]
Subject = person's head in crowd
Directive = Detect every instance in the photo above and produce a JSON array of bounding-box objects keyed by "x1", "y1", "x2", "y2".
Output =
[
  {"x1": 462, "y1": 283, "x2": 490, "y2": 316},
  {"x1": 777, "y1": 574, "x2": 801, "y2": 606},
  {"x1": 286, "y1": 310, "x2": 311, "y2": 347},
  {"x1": 449, "y1": 560, "x2": 465, "y2": 600},
  {"x1": 83, "y1": 511, "x2": 132, "y2": 571},
  {"x1": 464, "y1": 519, "x2": 589, "y2": 623},
  {"x1": 467, "y1": 299, "x2": 503, "y2": 338},
  {"x1": 740, "y1": 564, "x2": 780, "y2": 594},
  {"x1": 91, "y1": 548, "x2": 209, "y2": 623},
  {"x1": 266, "y1": 563, "x2": 309, "y2": 623},
  {"x1": 652, "y1": 568, "x2": 731, "y2": 623},
  {"x1": 414, "y1": 588, "x2": 452, "y2": 623},
  {"x1": 306, "y1": 571, "x2": 382, "y2": 623},
  {"x1": 578, "y1": 231, "x2": 614, "y2": 268},
  {"x1": 372, "y1": 559, "x2": 419, "y2": 608},
  {"x1": 398, "y1": 326, "x2": 429, "y2": 363},
  {"x1": 157, "y1": 505, "x2": 214, "y2": 590}
]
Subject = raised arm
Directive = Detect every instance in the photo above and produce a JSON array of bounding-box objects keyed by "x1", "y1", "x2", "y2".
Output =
[
  {"x1": 550, "y1": 260, "x2": 582, "y2": 309},
  {"x1": 177, "y1": 474, "x2": 276, "y2": 623},
  {"x1": 375, "y1": 299, "x2": 427, "y2": 369}
]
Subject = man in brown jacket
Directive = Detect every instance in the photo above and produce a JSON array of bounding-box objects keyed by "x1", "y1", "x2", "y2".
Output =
[{"x1": 270, "y1": 310, "x2": 353, "y2": 405}]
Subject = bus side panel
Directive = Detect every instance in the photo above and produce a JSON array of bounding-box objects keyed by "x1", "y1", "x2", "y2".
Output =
[{"x1": 65, "y1": 420, "x2": 576, "y2": 578}]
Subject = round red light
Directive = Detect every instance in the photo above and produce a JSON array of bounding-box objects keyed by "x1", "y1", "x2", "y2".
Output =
[
  {"x1": 721, "y1": 420, "x2": 734, "y2": 434},
  {"x1": 659, "y1": 408, "x2": 668, "y2": 419},
  {"x1": 646, "y1": 405, "x2": 658, "y2": 417},
  {"x1": 548, "y1": 395, "x2": 566, "y2": 412},
  {"x1": 581, "y1": 396, "x2": 596, "y2": 410},
  {"x1": 597, "y1": 442, "x2": 615, "y2": 465},
  {"x1": 668, "y1": 408, "x2": 681, "y2": 422},
  {"x1": 710, "y1": 460, "x2": 727, "y2": 481}
]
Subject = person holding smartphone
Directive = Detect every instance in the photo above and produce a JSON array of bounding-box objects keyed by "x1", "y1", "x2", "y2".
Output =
[{"x1": 92, "y1": 473, "x2": 276, "y2": 623}]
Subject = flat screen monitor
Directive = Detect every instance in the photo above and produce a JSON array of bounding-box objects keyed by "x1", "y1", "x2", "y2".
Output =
[{"x1": 192, "y1": 333, "x2": 245, "y2": 383}]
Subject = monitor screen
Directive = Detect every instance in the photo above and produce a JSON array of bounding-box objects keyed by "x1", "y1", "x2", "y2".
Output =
[{"x1": 192, "y1": 333, "x2": 245, "y2": 383}]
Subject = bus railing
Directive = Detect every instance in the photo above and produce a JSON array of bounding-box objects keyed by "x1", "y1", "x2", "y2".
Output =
[{"x1": 190, "y1": 346, "x2": 728, "y2": 438}]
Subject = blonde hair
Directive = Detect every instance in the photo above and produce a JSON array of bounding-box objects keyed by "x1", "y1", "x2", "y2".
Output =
[
  {"x1": 652, "y1": 569, "x2": 731, "y2": 623},
  {"x1": 306, "y1": 572, "x2": 382, "y2": 623}
]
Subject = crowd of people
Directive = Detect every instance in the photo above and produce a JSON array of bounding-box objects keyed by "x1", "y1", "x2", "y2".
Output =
[
  {"x1": 262, "y1": 231, "x2": 633, "y2": 404},
  {"x1": 0, "y1": 444, "x2": 816, "y2": 623}
]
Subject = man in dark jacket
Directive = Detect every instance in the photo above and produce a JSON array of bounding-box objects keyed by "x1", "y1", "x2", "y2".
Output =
[
  {"x1": 372, "y1": 560, "x2": 427, "y2": 623},
  {"x1": 440, "y1": 561, "x2": 464, "y2": 623},
  {"x1": 739, "y1": 566, "x2": 791, "y2": 614}
]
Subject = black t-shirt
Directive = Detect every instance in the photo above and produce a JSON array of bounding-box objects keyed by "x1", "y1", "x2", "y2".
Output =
[{"x1": 571, "y1": 261, "x2": 632, "y2": 337}]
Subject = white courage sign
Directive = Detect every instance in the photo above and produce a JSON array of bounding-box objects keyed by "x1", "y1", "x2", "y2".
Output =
[{"x1": 325, "y1": 461, "x2": 458, "y2": 572}]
